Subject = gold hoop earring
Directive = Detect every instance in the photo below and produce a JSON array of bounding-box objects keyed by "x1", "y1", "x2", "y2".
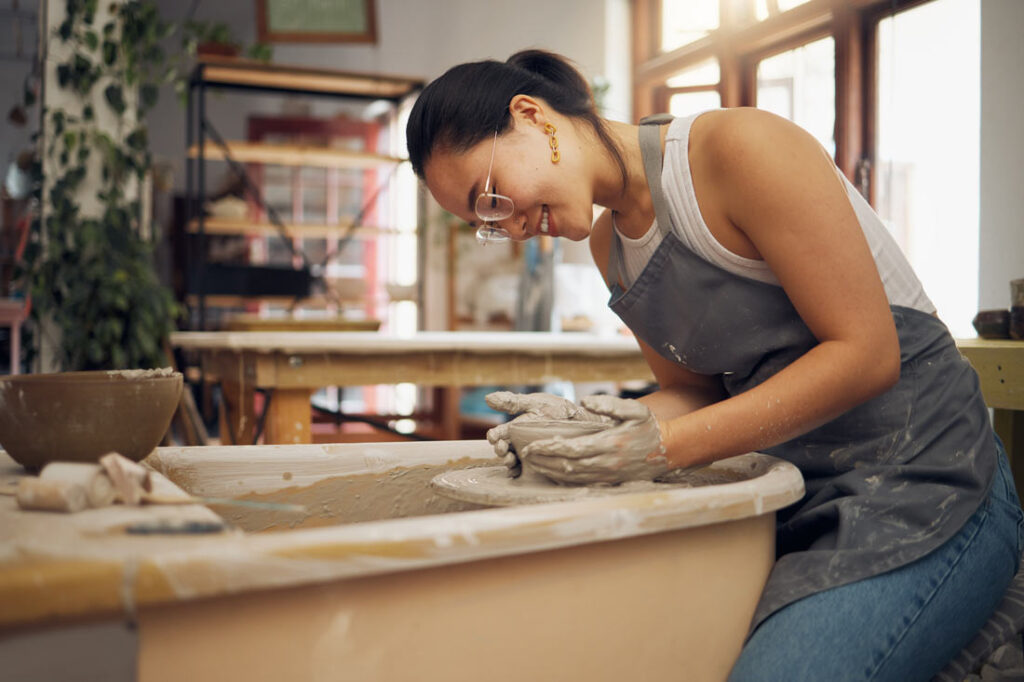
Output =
[{"x1": 545, "y1": 123, "x2": 560, "y2": 163}]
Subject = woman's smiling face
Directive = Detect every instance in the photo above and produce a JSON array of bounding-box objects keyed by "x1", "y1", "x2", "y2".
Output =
[{"x1": 422, "y1": 97, "x2": 596, "y2": 242}]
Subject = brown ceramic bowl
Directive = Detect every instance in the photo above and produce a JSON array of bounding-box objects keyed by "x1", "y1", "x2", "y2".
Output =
[{"x1": 0, "y1": 369, "x2": 183, "y2": 470}]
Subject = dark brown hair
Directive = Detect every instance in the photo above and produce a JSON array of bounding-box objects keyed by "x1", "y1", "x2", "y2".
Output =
[{"x1": 406, "y1": 49, "x2": 627, "y2": 190}]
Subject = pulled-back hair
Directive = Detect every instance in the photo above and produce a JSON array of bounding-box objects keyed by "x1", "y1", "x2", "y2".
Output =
[{"x1": 406, "y1": 49, "x2": 627, "y2": 190}]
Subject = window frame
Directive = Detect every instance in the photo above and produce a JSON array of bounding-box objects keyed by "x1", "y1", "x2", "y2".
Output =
[{"x1": 632, "y1": 0, "x2": 935, "y2": 200}]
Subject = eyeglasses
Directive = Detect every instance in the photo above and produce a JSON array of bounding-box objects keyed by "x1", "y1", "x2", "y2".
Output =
[{"x1": 474, "y1": 131, "x2": 514, "y2": 245}]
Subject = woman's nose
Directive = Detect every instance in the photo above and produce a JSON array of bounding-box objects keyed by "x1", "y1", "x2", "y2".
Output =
[{"x1": 503, "y1": 213, "x2": 529, "y2": 240}]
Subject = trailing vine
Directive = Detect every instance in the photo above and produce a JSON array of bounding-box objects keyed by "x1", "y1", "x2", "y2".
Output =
[{"x1": 19, "y1": 0, "x2": 181, "y2": 370}]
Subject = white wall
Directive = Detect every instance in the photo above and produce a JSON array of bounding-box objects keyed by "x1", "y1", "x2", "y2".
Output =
[{"x1": 979, "y1": 0, "x2": 1024, "y2": 311}]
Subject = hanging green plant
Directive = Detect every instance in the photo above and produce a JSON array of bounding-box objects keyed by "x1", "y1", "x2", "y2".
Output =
[{"x1": 18, "y1": 0, "x2": 182, "y2": 371}]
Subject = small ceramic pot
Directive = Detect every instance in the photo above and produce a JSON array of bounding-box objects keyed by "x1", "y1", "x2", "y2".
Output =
[
  {"x1": 507, "y1": 419, "x2": 612, "y2": 455},
  {"x1": 1011, "y1": 278, "x2": 1024, "y2": 308},
  {"x1": 1011, "y1": 306, "x2": 1024, "y2": 340},
  {"x1": 972, "y1": 309, "x2": 1011, "y2": 339}
]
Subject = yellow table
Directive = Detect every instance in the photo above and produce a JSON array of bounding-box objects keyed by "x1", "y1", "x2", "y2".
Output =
[
  {"x1": 956, "y1": 339, "x2": 1024, "y2": 493},
  {"x1": 170, "y1": 331, "x2": 655, "y2": 444}
]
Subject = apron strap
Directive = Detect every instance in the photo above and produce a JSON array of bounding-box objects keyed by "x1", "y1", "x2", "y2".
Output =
[{"x1": 605, "y1": 115, "x2": 675, "y2": 290}]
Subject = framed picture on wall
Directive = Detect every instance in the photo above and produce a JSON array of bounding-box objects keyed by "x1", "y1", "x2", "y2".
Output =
[{"x1": 256, "y1": 0, "x2": 377, "y2": 44}]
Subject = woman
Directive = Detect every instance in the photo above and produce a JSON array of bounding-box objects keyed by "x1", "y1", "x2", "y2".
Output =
[{"x1": 406, "y1": 49, "x2": 1023, "y2": 681}]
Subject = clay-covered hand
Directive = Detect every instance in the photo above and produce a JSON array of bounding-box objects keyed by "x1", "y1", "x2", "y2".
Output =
[
  {"x1": 485, "y1": 391, "x2": 609, "y2": 475},
  {"x1": 520, "y1": 395, "x2": 670, "y2": 485}
]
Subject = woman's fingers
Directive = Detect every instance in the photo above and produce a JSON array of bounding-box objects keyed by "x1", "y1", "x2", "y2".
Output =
[
  {"x1": 485, "y1": 391, "x2": 585, "y2": 420},
  {"x1": 580, "y1": 394, "x2": 651, "y2": 421}
]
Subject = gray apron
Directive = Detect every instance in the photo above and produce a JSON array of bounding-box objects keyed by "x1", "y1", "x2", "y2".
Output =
[{"x1": 606, "y1": 115, "x2": 997, "y2": 632}]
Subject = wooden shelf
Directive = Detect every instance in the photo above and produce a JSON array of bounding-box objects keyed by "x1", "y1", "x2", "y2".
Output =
[
  {"x1": 188, "y1": 141, "x2": 405, "y2": 169},
  {"x1": 223, "y1": 315, "x2": 381, "y2": 332},
  {"x1": 196, "y1": 57, "x2": 423, "y2": 100},
  {"x1": 187, "y1": 294, "x2": 365, "y2": 308},
  {"x1": 187, "y1": 218, "x2": 411, "y2": 239},
  {"x1": 184, "y1": 58, "x2": 419, "y2": 330}
]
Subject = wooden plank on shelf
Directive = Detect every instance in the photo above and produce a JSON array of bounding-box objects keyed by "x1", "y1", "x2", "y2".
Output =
[
  {"x1": 186, "y1": 294, "x2": 365, "y2": 308},
  {"x1": 224, "y1": 315, "x2": 381, "y2": 332},
  {"x1": 197, "y1": 57, "x2": 423, "y2": 99},
  {"x1": 186, "y1": 218, "x2": 410, "y2": 239},
  {"x1": 188, "y1": 141, "x2": 405, "y2": 169}
]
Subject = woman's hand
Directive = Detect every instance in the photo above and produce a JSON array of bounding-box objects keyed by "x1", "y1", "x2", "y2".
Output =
[
  {"x1": 485, "y1": 391, "x2": 609, "y2": 475},
  {"x1": 520, "y1": 395, "x2": 674, "y2": 485}
]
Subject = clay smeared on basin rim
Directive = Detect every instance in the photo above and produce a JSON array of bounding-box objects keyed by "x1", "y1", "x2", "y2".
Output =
[{"x1": 431, "y1": 453, "x2": 778, "y2": 506}]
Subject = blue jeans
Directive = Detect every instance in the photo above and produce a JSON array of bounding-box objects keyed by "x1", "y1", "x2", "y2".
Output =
[{"x1": 729, "y1": 441, "x2": 1024, "y2": 682}]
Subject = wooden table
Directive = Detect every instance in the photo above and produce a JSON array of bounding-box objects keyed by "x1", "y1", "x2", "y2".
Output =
[
  {"x1": 170, "y1": 331, "x2": 1024, "y2": 462},
  {"x1": 956, "y1": 339, "x2": 1024, "y2": 493},
  {"x1": 170, "y1": 331, "x2": 655, "y2": 444}
]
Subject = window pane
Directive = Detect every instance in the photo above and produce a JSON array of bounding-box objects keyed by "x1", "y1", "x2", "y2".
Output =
[
  {"x1": 666, "y1": 59, "x2": 720, "y2": 87},
  {"x1": 755, "y1": 0, "x2": 813, "y2": 22},
  {"x1": 756, "y1": 36, "x2": 835, "y2": 154},
  {"x1": 661, "y1": 0, "x2": 718, "y2": 52},
  {"x1": 669, "y1": 91, "x2": 721, "y2": 117},
  {"x1": 876, "y1": 0, "x2": 979, "y2": 336}
]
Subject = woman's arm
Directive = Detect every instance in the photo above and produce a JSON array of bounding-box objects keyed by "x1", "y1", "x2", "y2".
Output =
[
  {"x1": 634, "y1": 337, "x2": 727, "y2": 419},
  {"x1": 659, "y1": 108, "x2": 901, "y2": 468}
]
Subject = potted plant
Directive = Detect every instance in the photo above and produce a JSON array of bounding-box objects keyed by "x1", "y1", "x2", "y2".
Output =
[
  {"x1": 17, "y1": 0, "x2": 181, "y2": 371},
  {"x1": 16, "y1": 0, "x2": 276, "y2": 371},
  {"x1": 182, "y1": 19, "x2": 273, "y2": 61}
]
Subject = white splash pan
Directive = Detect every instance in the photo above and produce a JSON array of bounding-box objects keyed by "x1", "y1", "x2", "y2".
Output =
[{"x1": 2, "y1": 441, "x2": 804, "y2": 682}]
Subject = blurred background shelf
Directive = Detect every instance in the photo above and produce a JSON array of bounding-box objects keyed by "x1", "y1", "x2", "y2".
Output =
[
  {"x1": 184, "y1": 57, "x2": 424, "y2": 332},
  {"x1": 187, "y1": 141, "x2": 404, "y2": 169},
  {"x1": 186, "y1": 217, "x2": 406, "y2": 239}
]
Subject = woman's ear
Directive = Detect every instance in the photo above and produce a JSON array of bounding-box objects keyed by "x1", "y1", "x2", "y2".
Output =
[{"x1": 509, "y1": 94, "x2": 547, "y2": 128}]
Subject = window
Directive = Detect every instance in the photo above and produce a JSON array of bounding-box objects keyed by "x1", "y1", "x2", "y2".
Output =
[
  {"x1": 756, "y1": 36, "x2": 836, "y2": 154},
  {"x1": 633, "y1": 0, "x2": 984, "y2": 335},
  {"x1": 755, "y1": 0, "x2": 813, "y2": 22},
  {"x1": 666, "y1": 59, "x2": 721, "y2": 116},
  {"x1": 669, "y1": 91, "x2": 722, "y2": 117},
  {"x1": 661, "y1": 0, "x2": 719, "y2": 52},
  {"x1": 876, "y1": 0, "x2": 980, "y2": 336}
]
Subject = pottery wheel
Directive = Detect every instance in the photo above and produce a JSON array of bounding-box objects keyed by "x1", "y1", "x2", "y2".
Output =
[{"x1": 430, "y1": 465, "x2": 740, "y2": 507}]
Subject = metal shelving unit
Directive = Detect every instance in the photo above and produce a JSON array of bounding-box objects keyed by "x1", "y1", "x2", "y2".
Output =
[{"x1": 184, "y1": 56, "x2": 423, "y2": 330}]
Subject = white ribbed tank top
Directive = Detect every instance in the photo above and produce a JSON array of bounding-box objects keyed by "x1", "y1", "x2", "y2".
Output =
[{"x1": 612, "y1": 112, "x2": 935, "y2": 314}]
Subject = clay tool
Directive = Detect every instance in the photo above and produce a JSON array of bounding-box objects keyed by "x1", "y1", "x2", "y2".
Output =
[{"x1": 126, "y1": 520, "x2": 228, "y2": 535}]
